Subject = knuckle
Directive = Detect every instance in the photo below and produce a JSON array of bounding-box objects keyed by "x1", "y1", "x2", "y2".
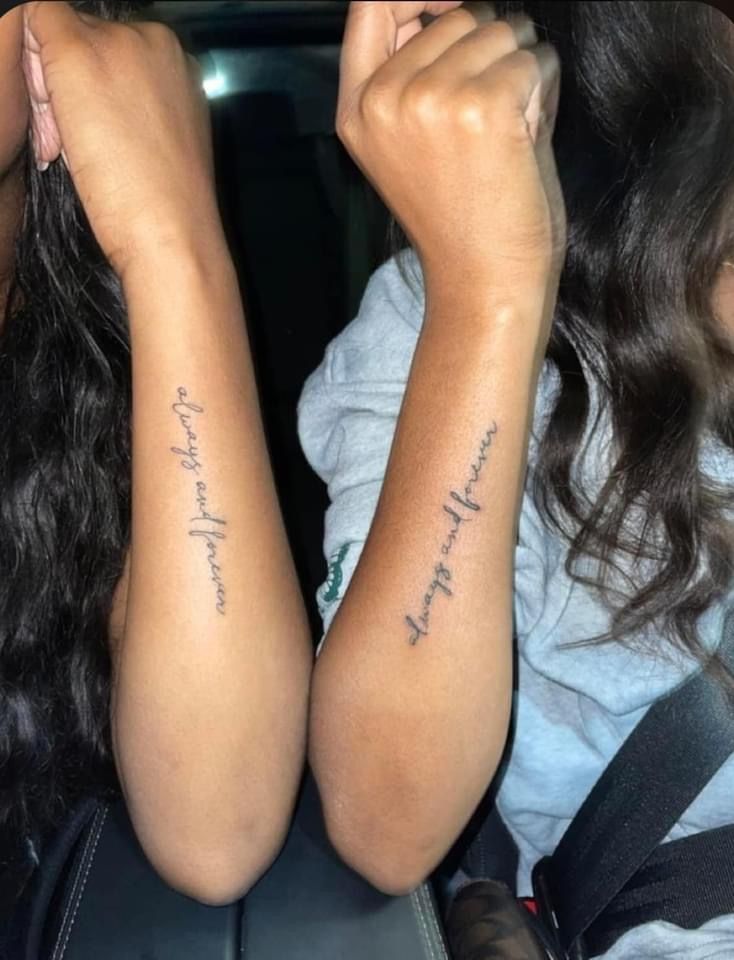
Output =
[
  {"x1": 454, "y1": 89, "x2": 489, "y2": 134},
  {"x1": 504, "y1": 13, "x2": 537, "y2": 47},
  {"x1": 141, "y1": 20, "x2": 173, "y2": 43},
  {"x1": 514, "y1": 47, "x2": 539, "y2": 70},
  {"x1": 485, "y1": 18, "x2": 517, "y2": 48},
  {"x1": 491, "y1": 48, "x2": 538, "y2": 94},
  {"x1": 140, "y1": 20, "x2": 181, "y2": 52},
  {"x1": 360, "y1": 79, "x2": 396, "y2": 124},
  {"x1": 335, "y1": 108, "x2": 352, "y2": 144},
  {"x1": 402, "y1": 80, "x2": 444, "y2": 125}
]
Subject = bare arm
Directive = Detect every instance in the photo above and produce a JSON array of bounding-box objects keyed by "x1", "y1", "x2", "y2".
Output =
[
  {"x1": 111, "y1": 246, "x2": 311, "y2": 905},
  {"x1": 313, "y1": 282, "x2": 550, "y2": 894},
  {"x1": 24, "y1": 2, "x2": 311, "y2": 905},
  {"x1": 309, "y1": 0, "x2": 565, "y2": 894}
]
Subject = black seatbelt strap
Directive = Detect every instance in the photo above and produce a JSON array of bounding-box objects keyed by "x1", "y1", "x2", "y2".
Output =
[
  {"x1": 584, "y1": 823, "x2": 734, "y2": 956},
  {"x1": 532, "y1": 608, "x2": 734, "y2": 958}
]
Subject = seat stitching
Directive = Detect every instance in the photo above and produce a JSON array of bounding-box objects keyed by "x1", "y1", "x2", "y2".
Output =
[
  {"x1": 416, "y1": 884, "x2": 450, "y2": 960},
  {"x1": 48, "y1": 805, "x2": 104, "y2": 960},
  {"x1": 410, "y1": 887, "x2": 438, "y2": 960},
  {"x1": 419, "y1": 884, "x2": 450, "y2": 960},
  {"x1": 52, "y1": 805, "x2": 109, "y2": 960}
]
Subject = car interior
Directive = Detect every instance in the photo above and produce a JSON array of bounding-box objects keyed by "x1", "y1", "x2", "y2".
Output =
[{"x1": 9, "y1": 2, "x2": 732, "y2": 958}]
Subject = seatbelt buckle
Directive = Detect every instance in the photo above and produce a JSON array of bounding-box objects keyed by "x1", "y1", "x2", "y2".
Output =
[{"x1": 531, "y1": 857, "x2": 588, "y2": 960}]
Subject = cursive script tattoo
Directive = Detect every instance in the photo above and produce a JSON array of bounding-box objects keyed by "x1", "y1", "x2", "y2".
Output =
[
  {"x1": 171, "y1": 386, "x2": 227, "y2": 614},
  {"x1": 405, "y1": 423, "x2": 497, "y2": 644}
]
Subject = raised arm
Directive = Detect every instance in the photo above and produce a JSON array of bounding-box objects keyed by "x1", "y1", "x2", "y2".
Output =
[
  {"x1": 308, "y1": 0, "x2": 566, "y2": 895},
  {"x1": 24, "y1": 1, "x2": 312, "y2": 904}
]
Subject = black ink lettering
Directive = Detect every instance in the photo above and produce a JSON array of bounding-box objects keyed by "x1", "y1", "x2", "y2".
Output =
[
  {"x1": 406, "y1": 616, "x2": 429, "y2": 645},
  {"x1": 171, "y1": 387, "x2": 227, "y2": 614},
  {"x1": 404, "y1": 425, "x2": 497, "y2": 644},
  {"x1": 450, "y1": 490, "x2": 480, "y2": 512}
]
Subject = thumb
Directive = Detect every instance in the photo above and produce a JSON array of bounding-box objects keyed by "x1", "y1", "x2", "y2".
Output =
[{"x1": 22, "y1": 2, "x2": 86, "y2": 168}]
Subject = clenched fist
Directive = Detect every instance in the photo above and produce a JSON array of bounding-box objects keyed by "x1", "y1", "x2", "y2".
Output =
[
  {"x1": 337, "y1": 1, "x2": 566, "y2": 294},
  {"x1": 23, "y1": 1, "x2": 221, "y2": 283}
]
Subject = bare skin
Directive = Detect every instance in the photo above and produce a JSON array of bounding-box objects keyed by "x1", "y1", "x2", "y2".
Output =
[{"x1": 0, "y1": 2, "x2": 312, "y2": 905}]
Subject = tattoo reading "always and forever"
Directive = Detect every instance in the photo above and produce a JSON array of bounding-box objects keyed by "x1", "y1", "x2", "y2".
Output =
[
  {"x1": 405, "y1": 422, "x2": 498, "y2": 645},
  {"x1": 171, "y1": 387, "x2": 226, "y2": 615}
]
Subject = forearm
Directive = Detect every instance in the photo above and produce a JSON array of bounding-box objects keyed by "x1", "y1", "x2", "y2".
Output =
[
  {"x1": 110, "y1": 238, "x2": 311, "y2": 902},
  {"x1": 311, "y1": 277, "x2": 550, "y2": 894}
]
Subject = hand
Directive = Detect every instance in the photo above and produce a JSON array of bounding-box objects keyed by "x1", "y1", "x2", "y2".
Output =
[
  {"x1": 22, "y1": 1, "x2": 222, "y2": 283},
  {"x1": 337, "y1": 1, "x2": 567, "y2": 292}
]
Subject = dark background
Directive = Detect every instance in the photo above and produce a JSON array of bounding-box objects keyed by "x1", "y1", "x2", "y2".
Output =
[{"x1": 150, "y1": 0, "x2": 392, "y2": 636}]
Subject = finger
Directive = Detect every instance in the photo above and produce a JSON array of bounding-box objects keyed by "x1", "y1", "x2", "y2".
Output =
[
  {"x1": 393, "y1": 0, "x2": 489, "y2": 51},
  {"x1": 340, "y1": 0, "x2": 463, "y2": 94},
  {"x1": 28, "y1": 105, "x2": 62, "y2": 168},
  {"x1": 519, "y1": 42, "x2": 561, "y2": 145},
  {"x1": 22, "y1": 4, "x2": 50, "y2": 108},
  {"x1": 23, "y1": 1, "x2": 88, "y2": 57},
  {"x1": 478, "y1": 43, "x2": 561, "y2": 146},
  {"x1": 368, "y1": 6, "x2": 492, "y2": 95},
  {"x1": 22, "y1": 4, "x2": 77, "y2": 167},
  {"x1": 395, "y1": 19, "x2": 423, "y2": 52},
  {"x1": 407, "y1": 16, "x2": 538, "y2": 104},
  {"x1": 404, "y1": 13, "x2": 537, "y2": 94},
  {"x1": 22, "y1": 1, "x2": 92, "y2": 106},
  {"x1": 23, "y1": 2, "x2": 101, "y2": 168}
]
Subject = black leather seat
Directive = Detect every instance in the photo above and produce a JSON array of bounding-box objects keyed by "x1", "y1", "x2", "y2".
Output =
[{"x1": 25, "y1": 775, "x2": 450, "y2": 960}]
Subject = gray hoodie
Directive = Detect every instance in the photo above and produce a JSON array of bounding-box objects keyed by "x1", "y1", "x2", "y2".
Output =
[{"x1": 298, "y1": 251, "x2": 734, "y2": 959}]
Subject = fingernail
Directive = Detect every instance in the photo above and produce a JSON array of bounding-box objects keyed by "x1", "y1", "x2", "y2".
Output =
[
  {"x1": 462, "y1": 1, "x2": 496, "y2": 25},
  {"x1": 36, "y1": 160, "x2": 49, "y2": 172}
]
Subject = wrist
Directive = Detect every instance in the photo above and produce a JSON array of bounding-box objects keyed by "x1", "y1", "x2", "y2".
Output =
[
  {"x1": 423, "y1": 270, "x2": 556, "y2": 332},
  {"x1": 420, "y1": 268, "x2": 557, "y2": 383},
  {"x1": 119, "y1": 231, "x2": 245, "y2": 353},
  {"x1": 120, "y1": 227, "x2": 236, "y2": 301}
]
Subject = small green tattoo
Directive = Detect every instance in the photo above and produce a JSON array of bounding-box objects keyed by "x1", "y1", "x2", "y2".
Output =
[{"x1": 323, "y1": 542, "x2": 352, "y2": 602}]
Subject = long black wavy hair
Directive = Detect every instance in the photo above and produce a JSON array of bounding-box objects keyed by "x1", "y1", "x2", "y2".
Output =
[
  {"x1": 0, "y1": 0, "x2": 140, "y2": 911},
  {"x1": 521, "y1": 0, "x2": 734, "y2": 661},
  {"x1": 394, "y1": 1, "x2": 734, "y2": 664}
]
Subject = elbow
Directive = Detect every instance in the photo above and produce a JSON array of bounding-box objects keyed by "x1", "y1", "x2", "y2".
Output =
[
  {"x1": 348, "y1": 858, "x2": 430, "y2": 899},
  {"x1": 319, "y1": 799, "x2": 434, "y2": 898},
  {"x1": 141, "y1": 819, "x2": 290, "y2": 908},
  {"x1": 118, "y1": 747, "x2": 306, "y2": 907},
  {"x1": 328, "y1": 823, "x2": 432, "y2": 897}
]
